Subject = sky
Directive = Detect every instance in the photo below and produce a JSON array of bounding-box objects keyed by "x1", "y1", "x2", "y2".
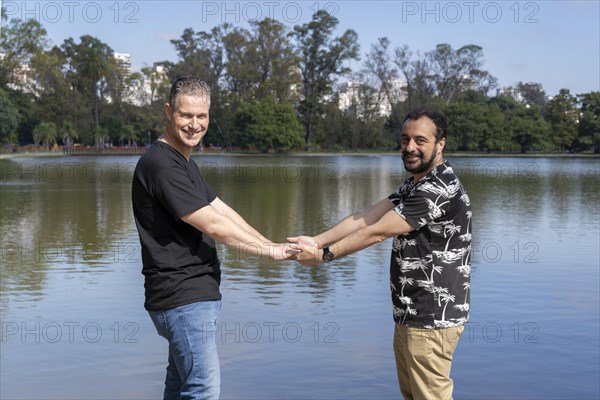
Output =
[{"x1": 2, "y1": 0, "x2": 599, "y2": 96}]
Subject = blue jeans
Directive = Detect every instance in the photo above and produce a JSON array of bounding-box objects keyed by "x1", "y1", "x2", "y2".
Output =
[{"x1": 149, "y1": 300, "x2": 222, "y2": 400}]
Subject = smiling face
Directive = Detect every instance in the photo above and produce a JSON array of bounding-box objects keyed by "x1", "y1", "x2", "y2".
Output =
[
  {"x1": 400, "y1": 116, "x2": 446, "y2": 181},
  {"x1": 163, "y1": 94, "x2": 210, "y2": 159}
]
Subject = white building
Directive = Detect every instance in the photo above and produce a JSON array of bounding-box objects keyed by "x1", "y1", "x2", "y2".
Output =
[
  {"x1": 113, "y1": 52, "x2": 132, "y2": 75},
  {"x1": 338, "y1": 79, "x2": 407, "y2": 118},
  {"x1": 135, "y1": 64, "x2": 169, "y2": 106},
  {"x1": 109, "y1": 53, "x2": 170, "y2": 106},
  {"x1": 6, "y1": 63, "x2": 36, "y2": 94},
  {"x1": 497, "y1": 86, "x2": 525, "y2": 103}
]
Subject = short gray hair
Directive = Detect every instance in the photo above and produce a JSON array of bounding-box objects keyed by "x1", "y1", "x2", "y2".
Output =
[{"x1": 168, "y1": 76, "x2": 211, "y2": 110}]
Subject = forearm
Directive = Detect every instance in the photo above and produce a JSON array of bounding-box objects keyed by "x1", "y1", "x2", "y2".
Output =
[
  {"x1": 329, "y1": 224, "x2": 389, "y2": 260},
  {"x1": 224, "y1": 212, "x2": 269, "y2": 242},
  {"x1": 295, "y1": 209, "x2": 413, "y2": 266},
  {"x1": 211, "y1": 218, "x2": 269, "y2": 252},
  {"x1": 183, "y1": 208, "x2": 273, "y2": 258},
  {"x1": 314, "y1": 198, "x2": 395, "y2": 248},
  {"x1": 211, "y1": 197, "x2": 270, "y2": 242},
  {"x1": 313, "y1": 213, "x2": 368, "y2": 248}
]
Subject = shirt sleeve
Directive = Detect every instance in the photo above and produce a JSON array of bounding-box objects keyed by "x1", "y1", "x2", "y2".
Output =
[
  {"x1": 388, "y1": 191, "x2": 400, "y2": 204},
  {"x1": 392, "y1": 182, "x2": 451, "y2": 230},
  {"x1": 152, "y1": 166, "x2": 212, "y2": 220}
]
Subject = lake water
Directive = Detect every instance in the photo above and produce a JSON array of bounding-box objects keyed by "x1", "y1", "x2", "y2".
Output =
[{"x1": 1, "y1": 154, "x2": 599, "y2": 399}]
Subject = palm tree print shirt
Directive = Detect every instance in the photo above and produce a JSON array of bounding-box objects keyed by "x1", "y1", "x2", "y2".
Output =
[{"x1": 388, "y1": 161, "x2": 472, "y2": 329}]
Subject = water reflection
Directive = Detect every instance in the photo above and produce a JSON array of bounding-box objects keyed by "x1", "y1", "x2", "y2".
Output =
[
  {"x1": 2, "y1": 155, "x2": 598, "y2": 309},
  {"x1": 0, "y1": 155, "x2": 598, "y2": 399},
  {"x1": 0, "y1": 157, "x2": 136, "y2": 312}
]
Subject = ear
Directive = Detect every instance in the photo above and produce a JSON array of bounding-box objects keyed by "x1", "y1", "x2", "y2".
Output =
[
  {"x1": 437, "y1": 137, "x2": 446, "y2": 154},
  {"x1": 165, "y1": 103, "x2": 172, "y2": 122}
]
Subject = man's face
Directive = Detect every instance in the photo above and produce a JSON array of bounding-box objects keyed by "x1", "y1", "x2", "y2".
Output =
[
  {"x1": 400, "y1": 116, "x2": 445, "y2": 177},
  {"x1": 165, "y1": 94, "x2": 210, "y2": 151}
]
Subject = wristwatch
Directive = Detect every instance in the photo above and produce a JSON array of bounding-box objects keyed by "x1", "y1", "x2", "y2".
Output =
[{"x1": 322, "y1": 246, "x2": 334, "y2": 263}]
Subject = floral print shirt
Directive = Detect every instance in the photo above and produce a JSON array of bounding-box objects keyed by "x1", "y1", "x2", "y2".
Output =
[{"x1": 388, "y1": 161, "x2": 472, "y2": 329}]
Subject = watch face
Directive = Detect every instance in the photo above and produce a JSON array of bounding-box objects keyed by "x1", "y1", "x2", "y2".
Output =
[{"x1": 324, "y1": 251, "x2": 334, "y2": 262}]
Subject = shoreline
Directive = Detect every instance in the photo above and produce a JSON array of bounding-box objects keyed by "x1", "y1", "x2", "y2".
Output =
[{"x1": 1, "y1": 151, "x2": 599, "y2": 160}]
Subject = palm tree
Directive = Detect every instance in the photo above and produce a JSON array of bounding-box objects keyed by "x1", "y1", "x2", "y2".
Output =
[
  {"x1": 440, "y1": 292, "x2": 456, "y2": 322},
  {"x1": 454, "y1": 282, "x2": 470, "y2": 312},
  {"x1": 33, "y1": 121, "x2": 57, "y2": 150},
  {"x1": 400, "y1": 238, "x2": 417, "y2": 250},
  {"x1": 443, "y1": 223, "x2": 462, "y2": 252},
  {"x1": 456, "y1": 264, "x2": 471, "y2": 278},
  {"x1": 425, "y1": 197, "x2": 450, "y2": 220},
  {"x1": 399, "y1": 276, "x2": 414, "y2": 297},
  {"x1": 63, "y1": 35, "x2": 113, "y2": 132},
  {"x1": 61, "y1": 121, "x2": 78, "y2": 147},
  {"x1": 119, "y1": 124, "x2": 138, "y2": 147},
  {"x1": 401, "y1": 306, "x2": 417, "y2": 324},
  {"x1": 429, "y1": 264, "x2": 443, "y2": 282},
  {"x1": 462, "y1": 282, "x2": 470, "y2": 306},
  {"x1": 93, "y1": 126, "x2": 109, "y2": 147},
  {"x1": 78, "y1": 37, "x2": 111, "y2": 131},
  {"x1": 434, "y1": 286, "x2": 449, "y2": 307},
  {"x1": 401, "y1": 258, "x2": 430, "y2": 281}
]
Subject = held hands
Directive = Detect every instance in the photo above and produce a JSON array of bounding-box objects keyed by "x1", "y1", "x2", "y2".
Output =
[
  {"x1": 264, "y1": 235, "x2": 325, "y2": 266},
  {"x1": 287, "y1": 236, "x2": 323, "y2": 266},
  {"x1": 268, "y1": 243, "x2": 302, "y2": 261}
]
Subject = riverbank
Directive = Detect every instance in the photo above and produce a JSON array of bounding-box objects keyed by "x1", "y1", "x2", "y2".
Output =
[
  {"x1": 1, "y1": 150, "x2": 598, "y2": 160},
  {"x1": 0, "y1": 147, "x2": 600, "y2": 160}
]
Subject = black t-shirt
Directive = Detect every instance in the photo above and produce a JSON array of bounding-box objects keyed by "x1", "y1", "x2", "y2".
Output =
[{"x1": 132, "y1": 141, "x2": 221, "y2": 311}]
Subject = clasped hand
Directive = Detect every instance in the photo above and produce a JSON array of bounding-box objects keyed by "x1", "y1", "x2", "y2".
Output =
[
  {"x1": 286, "y1": 235, "x2": 323, "y2": 266},
  {"x1": 266, "y1": 236, "x2": 323, "y2": 266}
]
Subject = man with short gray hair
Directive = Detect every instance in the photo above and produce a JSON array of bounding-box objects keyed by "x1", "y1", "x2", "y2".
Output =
[{"x1": 132, "y1": 76, "x2": 296, "y2": 399}]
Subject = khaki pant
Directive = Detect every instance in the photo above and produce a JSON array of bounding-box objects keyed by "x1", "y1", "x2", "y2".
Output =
[{"x1": 393, "y1": 323, "x2": 464, "y2": 400}]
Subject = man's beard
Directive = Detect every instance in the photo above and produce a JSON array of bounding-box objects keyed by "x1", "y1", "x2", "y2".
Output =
[{"x1": 402, "y1": 146, "x2": 438, "y2": 175}]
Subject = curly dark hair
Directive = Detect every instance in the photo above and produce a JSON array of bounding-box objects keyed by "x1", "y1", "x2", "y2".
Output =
[{"x1": 402, "y1": 109, "x2": 448, "y2": 142}]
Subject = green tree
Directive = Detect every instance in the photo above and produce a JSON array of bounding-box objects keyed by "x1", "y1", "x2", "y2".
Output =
[
  {"x1": 30, "y1": 46, "x2": 76, "y2": 130},
  {"x1": 233, "y1": 100, "x2": 304, "y2": 152},
  {"x1": 140, "y1": 65, "x2": 170, "y2": 104},
  {"x1": 62, "y1": 35, "x2": 115, "y2": 135},
  {"x1": 545, "y1": 89, "x2": 579, "y2": 152},
  {"x1": 363, "y1": 37, "x2": 403, "y2": 130},
  {"x1": 222, "y1": 19, "x2": 299, "y2": 102},
  {"x1": 93, "y1": 126, "x2": 110, "y2": 147},
  {"x1": 61, "y1": 120, "x2": 79, "y2": 147},
  {"x1": 444, "y1": 102, "x2": 507, "y2": 152},
  {"x1": 488, "y1": 95, "x2": 548, "y2": 153},
  {"x1": 516, "y1": 82, "x2": 546, "y2": 109},
  {"x1": 577, "y1": 92, "x2": 600, "y2": 153},
  {"x1": 222, "y1": 25, "x2": 256, "y2": 101},
  {"x1": 250, "y1": 18, "x2": 300, "y2": 101},
  {"x1": 292, "y1": 10, "x2": 360, "y2": 149},
  {"x1": 393, "y1": 44, "x2": 434, "y2": 109},
  {"x1": 427, "y1": 43, "x2": 497, "y2": 103},
  {"x1": 508, "y1": 106, "x2": 549, "y2": 153},
  {"x1": 0, "y1": 18, "x2": 49, "y2": 85},
  {"x1": 169, "y1": 26, "x2": 225, "y2": 85},
  {"x1": 119, "y1": 123, "x2": 138, "y2": 147},
  {"x1": 0, "y1": 88, "x2": 21, "y2": 145},
  {"x1": 33, "y1": 121, "x2": 57, "y2": 150}
]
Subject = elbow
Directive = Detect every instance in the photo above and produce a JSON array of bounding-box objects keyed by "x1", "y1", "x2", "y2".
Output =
[
  {"x1": 202, "y1": 220, "x2": 228, "y2": 241},
  {"x1": 182, "y1": 211, "x2": 224, "y2": 240},
  {"x1": 373, "y1": 233, "x2": 389, "y2": 244},
  {"x1": 363, "y1": 225, "x2": 392, "y2": 246},
  {"x1": 202, "y1": 222, "x2": 219, "y2": 238}
]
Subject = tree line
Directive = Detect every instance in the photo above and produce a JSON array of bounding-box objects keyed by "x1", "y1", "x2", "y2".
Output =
[{"x1": 1, "y1": 10, "x2": 598, "y2": 153}]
